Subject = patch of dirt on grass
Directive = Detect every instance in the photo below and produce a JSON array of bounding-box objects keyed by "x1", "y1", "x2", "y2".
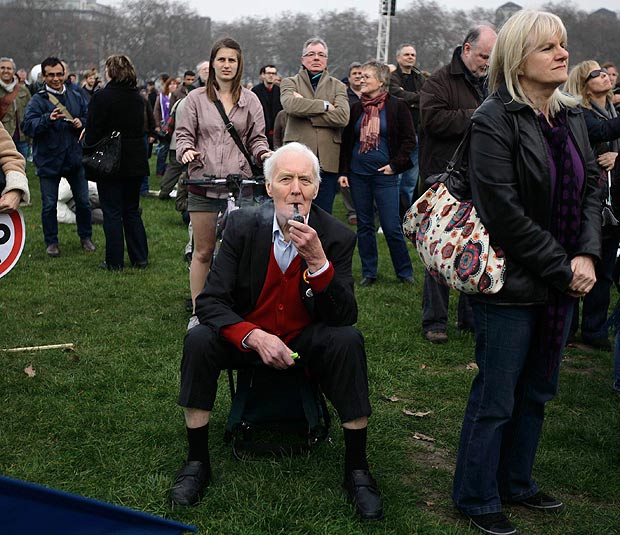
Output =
[
  {"x1": 562, "y1": 350, "x2": 603, "y2": 376},
  {"x1": 400, "y1": 437, "x2": 463, "y2": 522},
  {"x1": 562, "y1": 354, "x2": 598, "y2": 376},
  {"x1": 407, "y1": 437, "x2": 455, "y2": 473},
  {"x1": 563, "y1": 366, "x2": 596, "y2": 376}
]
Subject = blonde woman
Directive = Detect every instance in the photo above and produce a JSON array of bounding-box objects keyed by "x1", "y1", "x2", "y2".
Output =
[
  {"x1": 452, "y1": 11, "x2": 601, "y2": 535},
  {"x1": 564, "y1": 61, "x2": 620, "y2": 350}
]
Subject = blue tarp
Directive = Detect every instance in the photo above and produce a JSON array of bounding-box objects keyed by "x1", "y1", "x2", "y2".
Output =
[{"x1": 0, "y1": 475, "x2": 196, "y2": 535}]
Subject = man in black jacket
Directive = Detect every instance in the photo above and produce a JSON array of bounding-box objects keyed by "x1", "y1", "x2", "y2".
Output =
[
  {"x1": 252, "y1": 64, "x2": 283, "y2": 149},
  {"x1": 418, "y1": 25, "x2": 496, "y2": 343},
  {"x1": 169, "y1": 142, "x2": 383, "y2": 521},
  {"x1": 389, "y1": 43, "x2": 425, "y2": 218}
]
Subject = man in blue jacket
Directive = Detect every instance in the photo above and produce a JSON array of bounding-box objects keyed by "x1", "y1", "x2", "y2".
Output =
[{"x1": 22, "y1": 56, "x2": 94, "y2": 257}]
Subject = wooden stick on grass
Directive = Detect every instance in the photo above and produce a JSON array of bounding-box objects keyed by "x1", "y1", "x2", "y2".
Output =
[{"x1": 1, "y1": 343, "x2": 75, "y2": 353}]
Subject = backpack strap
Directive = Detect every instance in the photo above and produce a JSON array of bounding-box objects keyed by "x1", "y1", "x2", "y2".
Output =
[
  {"x1": 224, "y1": 369, "x2": 252, "y2": 436},
  {"x1": 297, "y1": 371, "x2": 320, "y2": 431}
]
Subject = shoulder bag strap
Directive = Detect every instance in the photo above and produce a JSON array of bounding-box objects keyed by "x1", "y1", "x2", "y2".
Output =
[
  {"x1": 445, "y1": 124, "x2": 472, "y2": 173},
  {"x1": 214, "y1": 98, "x2": 257, "y2": 172},
  {"x1": 47, "y1": 92, "x2": 74, "y2": 121},
  {"x1": 0, "y1": 84, "x2": 20, "y2": 120}
]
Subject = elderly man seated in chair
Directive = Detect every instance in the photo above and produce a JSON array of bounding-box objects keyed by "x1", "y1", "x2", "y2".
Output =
[{"x1": 170, "y1": 142, "x2": 383, "y2": 520}]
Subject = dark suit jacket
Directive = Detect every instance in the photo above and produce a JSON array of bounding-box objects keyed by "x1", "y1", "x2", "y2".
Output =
[
  {"x1": 388, "y1": 65, "x2": 425, "y2": 130},
  {"x1": 195, "y1": 201, "x2": 358, "y2": 334},
  {"x1": 252, "y1": 83, "x2": 283, "y2": 147}
]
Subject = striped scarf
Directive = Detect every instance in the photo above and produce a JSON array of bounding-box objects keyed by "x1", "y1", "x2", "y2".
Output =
[{"x1": 359, "y1": 92, "x2": 388, "y2": 154}]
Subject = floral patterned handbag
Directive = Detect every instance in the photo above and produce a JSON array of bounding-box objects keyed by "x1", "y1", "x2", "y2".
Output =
[{"x1": 403, "y1": 127, "x2": 507, "y2": 294}]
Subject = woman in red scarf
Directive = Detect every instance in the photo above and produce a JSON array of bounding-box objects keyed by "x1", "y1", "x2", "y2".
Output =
[{"x1": 338, "y1": 60, "x2": 416, "y2": 286}]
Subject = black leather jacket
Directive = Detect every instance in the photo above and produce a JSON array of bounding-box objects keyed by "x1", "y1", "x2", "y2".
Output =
[{"x1": 470, "y1": 85, "x2": 602, "y2": 305}]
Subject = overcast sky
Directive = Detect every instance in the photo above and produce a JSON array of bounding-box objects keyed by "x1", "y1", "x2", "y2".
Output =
[{"x1": 135, "y1": 0, "x2": 613, "y2": 22}]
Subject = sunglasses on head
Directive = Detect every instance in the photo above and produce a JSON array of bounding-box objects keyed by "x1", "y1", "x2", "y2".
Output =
[{"x1": 586, "y1": 68, "x2": 608, "y2": 82}]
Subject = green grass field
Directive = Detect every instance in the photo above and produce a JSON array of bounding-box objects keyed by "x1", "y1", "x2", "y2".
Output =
[{"x1": 1, "y1": 160, "x2": 619, "y2": 534}]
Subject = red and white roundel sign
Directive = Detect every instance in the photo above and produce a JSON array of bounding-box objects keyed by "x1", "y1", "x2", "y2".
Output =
[{"x1": 0, "y1": 209, "x2": 26, "y2": 279}]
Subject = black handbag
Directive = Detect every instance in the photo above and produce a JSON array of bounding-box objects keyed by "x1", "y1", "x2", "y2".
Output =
[{"x1": 82, "y1": 131, "x2": 121, "y2": 180}]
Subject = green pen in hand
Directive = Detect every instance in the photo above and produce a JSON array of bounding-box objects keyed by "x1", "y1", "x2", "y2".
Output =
[{"x1": 290, "y1": 352, "x2": 300, "y2": 360}]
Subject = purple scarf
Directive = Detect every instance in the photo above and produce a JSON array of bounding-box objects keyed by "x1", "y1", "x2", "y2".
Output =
[
  {"x1": 537, "y1": 109, "x2": 583, "y2": 374},
  {"x1": 161, "y1": 93, "x2": 171, "y2": 122}
]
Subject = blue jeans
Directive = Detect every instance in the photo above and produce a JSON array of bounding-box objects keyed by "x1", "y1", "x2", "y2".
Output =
[
  {"x1": 349, "y1": 172, "x2": 413, "y2": 280},
  {"x1": 571, "y1": 233, "x2": 619, "y2": 342},
  {"x1": 452, "y1": 302, "x2": 571, "y2": 515},
  {"x1": 155, "y1": 139, "x2": 169, "y2": 175},
  {"x1": 398, "y1": 145, "x2": 418, "y2": 209},
  {"x1": 313, "y1": 171, "x2": 339, "y2": 214},
  {"x1": 14, "y1": 140, "x2": 29, "y2": 161},
  {"x1": 39, "y1": 168, "x2": 92, "y2": 246},
  {"x1": 141, "y1": 136, "x2": 150, "y2": 195}
]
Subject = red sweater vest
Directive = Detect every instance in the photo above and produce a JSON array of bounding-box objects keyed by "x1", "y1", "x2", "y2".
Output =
[{"x1": 221, "y1": 247, "x2": 333, "y2": 350}]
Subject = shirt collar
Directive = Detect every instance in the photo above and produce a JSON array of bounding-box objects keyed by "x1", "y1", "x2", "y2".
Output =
[{"x1": 45, "y1": 84, "x2": 66, "y2": 95}]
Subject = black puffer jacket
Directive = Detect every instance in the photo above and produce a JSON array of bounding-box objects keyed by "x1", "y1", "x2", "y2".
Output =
[{"x1": 470, "y1": 84, "x2": 602, "y2": 305}]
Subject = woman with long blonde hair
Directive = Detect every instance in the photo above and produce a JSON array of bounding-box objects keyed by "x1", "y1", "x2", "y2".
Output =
[
  {"x1": 452, "y1": 11, "x2": 601, "y2": 535},
  {"x1": 564, "y1": 61, "x2": 620, "y2": 352}
]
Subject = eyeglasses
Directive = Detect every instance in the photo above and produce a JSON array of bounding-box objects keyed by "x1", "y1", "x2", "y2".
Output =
[
  {"x1": 586, "y1": 68, "x2": 608, "y2": 82},
  {"x1": 303, "y1": 52, "x2": 327, "y2": 59},
  {"x1": 45, "y1": 72, "x2": 65, "y2": 78},
  {"x1": 264, "y1": 71, "x2": 277, "y2": 75}
]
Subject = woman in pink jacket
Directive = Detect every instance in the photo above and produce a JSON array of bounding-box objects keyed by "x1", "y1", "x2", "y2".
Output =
[{"x1": 175, "y1": 37, "x2": 271, "y2": 311}]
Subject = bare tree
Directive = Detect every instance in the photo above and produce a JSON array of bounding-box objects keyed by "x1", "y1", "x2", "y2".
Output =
[
  {"x1": 1, "y1": 0, "x2": 618, "y2": 86},
  {"x1": 212, "y1": 17, "x2": 275, "y2": 84},
  {"x1": 314, "y1": 9, "x2": 375, "y2": 76}
]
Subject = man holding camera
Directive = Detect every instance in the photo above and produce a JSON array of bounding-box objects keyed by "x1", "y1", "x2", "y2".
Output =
[{"x1": 21, "y1": 56, "x2": 93, "y2": 257}]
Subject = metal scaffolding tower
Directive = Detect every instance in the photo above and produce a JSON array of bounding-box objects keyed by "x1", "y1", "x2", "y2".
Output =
[{"x1": 376, "y1": 0, "x2": 396, "y2": 62}]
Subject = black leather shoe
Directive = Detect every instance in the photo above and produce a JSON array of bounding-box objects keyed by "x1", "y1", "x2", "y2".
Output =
[
  {"x1": 343, "y1": 469, "x2": 383, "y2": 520},
  {"x1": 359, "y1": 277, "x2": 376, "y2": 287},
  {"x1": 399, "y1": 276, "x2": 415, "y2": 285},
  {"x1": 170, "y1": 460, "x2": 211, "y2": 506}
]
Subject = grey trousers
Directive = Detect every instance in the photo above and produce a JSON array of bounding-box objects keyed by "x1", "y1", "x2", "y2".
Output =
[{"x1": 422, "y1": 270, "x2": 474, "y2": 333}]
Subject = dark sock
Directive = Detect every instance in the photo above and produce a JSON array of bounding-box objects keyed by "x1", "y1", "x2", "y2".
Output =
[
  {"x1": 187, "y1": 423, "x2": 210, "y2": 467},
  {"x1": 343, "y1": 426, "x2": 369, "y2": 474}
]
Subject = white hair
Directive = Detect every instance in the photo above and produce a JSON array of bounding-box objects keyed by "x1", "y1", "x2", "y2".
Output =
[{"x1": 264, "y1": 143, "x2": 321, "y2": 186}]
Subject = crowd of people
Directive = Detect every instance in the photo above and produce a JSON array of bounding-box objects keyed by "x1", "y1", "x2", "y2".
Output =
[{"x1": 2, "y1": 8, "x2": 620, "y2": 535}]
